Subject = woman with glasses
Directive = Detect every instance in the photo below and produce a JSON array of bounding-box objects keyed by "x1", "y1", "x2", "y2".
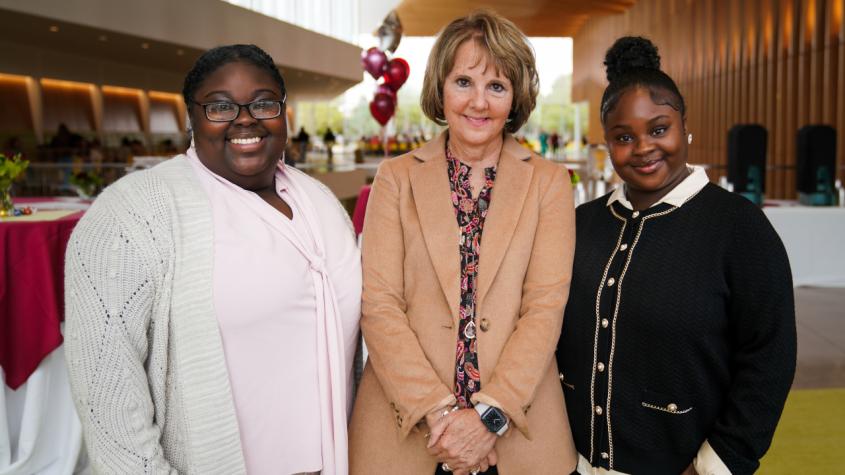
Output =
[{"x1": 65, "y1": 44, "x2": 361, "y2": 474}]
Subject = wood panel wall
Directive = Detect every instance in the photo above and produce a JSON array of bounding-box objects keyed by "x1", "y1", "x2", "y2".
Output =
[
  {"x1": 102, "y1": 87, "x2": 143, "y2": 132},
  {"x1": 0, "y1": 72, "x2": 186, "y2": 146},
  {"x1": 41, "y1": 79, "x2": 95, "y2": 134},
  {"x1": 572, "y1": 0, "x2": 845, "y2": 199},
  {"x1": 149, "y1": 93, "x2": 183, "y2": 134},
  {"x1": 0, "y1": 74, "x2": 33, "y2": 133}
]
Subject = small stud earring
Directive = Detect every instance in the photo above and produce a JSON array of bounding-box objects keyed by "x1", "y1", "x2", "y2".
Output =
[{"x1": 687, "y1": 133, "x2": 693, "y2": 144}]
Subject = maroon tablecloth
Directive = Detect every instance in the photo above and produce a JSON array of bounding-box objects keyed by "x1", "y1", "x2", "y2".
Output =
[{"x1": 0, "y1": 211, "x2": 82, "y2": 389}]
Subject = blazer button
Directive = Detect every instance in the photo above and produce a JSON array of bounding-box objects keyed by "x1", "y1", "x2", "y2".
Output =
[{"x1": 480, "y1": 318, "x2": 490, "y2": 332}]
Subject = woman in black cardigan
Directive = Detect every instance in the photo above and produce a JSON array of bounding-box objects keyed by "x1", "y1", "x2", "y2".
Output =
[{"x1": 557, "y1": 37, "x2": 796, "y2": 475}]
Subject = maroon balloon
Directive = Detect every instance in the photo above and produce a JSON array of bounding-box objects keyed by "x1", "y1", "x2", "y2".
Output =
[
  {"x1": 376, "y1": 83, "x2": 396, "y2": 100},
  {"x1": 382, "y1": 58, "x2": 410, "y2": 91},
  {"x1": 361, "y1": 47, "x2": 388, "y2": 80},
  {"x1": 369, "y1": 92, "x2": 395, "y2": 126}
]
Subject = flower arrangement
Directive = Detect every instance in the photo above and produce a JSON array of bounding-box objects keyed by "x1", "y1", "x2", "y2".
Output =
[
  {"x1": 568, "y1": 167, "x2": 581, "y2": 186},
  {"x1": 0, "y1": 153, "x2": 29, "y2": 213},
  {"x1": 69, "y1": 170, "x2": 103, "y2": 199}
]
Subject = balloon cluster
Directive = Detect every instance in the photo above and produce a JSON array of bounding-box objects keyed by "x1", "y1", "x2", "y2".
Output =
[{"x1": 362, "y1": 11, "x2": 409, "y2": 126}]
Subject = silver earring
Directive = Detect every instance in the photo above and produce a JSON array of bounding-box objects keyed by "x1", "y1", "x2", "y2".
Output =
[{"x1": 687, "y1": 133, "x2": 693, "y2": 144}]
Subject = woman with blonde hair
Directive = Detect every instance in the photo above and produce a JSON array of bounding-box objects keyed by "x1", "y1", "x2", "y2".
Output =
[{"x1": 349, "y1": 10, "x2": 578, "y2": 475}]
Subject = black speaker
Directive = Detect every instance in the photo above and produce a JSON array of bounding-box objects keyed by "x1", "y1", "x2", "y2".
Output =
[
  {"x1": 727, "y1": 124, "x2": 767, "y2": 200},
  {"x1": 796, "y1": 125, "x2": 836, "y2": 196}
]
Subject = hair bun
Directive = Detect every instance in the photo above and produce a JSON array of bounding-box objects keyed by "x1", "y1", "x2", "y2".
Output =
[{"x1": 604, "y1": 36, "x2": 661, "y2": 83}]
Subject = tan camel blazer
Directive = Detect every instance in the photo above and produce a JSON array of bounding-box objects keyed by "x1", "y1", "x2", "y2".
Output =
[{"x1": 349, "y1": 131, "x2": 578, "y2": 474}]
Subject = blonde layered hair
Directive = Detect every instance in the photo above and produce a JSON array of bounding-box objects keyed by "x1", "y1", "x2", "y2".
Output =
[{"x1": 420, "y1": 10, "x2": 539, "y2": 134}]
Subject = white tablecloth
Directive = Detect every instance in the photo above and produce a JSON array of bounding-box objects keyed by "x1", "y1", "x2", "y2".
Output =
[
  {"x1": 1, "y1": 345, "x2": 83, "y2": 475},
  {"x1": 763, "y1": 206, "x2": 845, "y2": 287}
]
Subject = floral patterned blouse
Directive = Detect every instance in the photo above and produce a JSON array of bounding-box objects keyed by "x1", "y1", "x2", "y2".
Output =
[{"x1": 446, "y1": 143, "x2": 497, "y2": 408}]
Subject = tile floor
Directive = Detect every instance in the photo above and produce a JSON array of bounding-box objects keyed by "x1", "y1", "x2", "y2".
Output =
[{"x1": 792, "y1": 287, "x2": 845, "y2": 389}]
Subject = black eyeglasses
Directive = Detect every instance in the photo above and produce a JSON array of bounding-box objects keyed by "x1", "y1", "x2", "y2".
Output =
[{"x1": 192, "y1": 96, "x2": 286, "y2": 122}]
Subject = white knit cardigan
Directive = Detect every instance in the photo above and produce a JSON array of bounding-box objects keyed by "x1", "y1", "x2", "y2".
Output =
[{"x1": 65, "y1": 156, "x2": 353, "y2": 474}]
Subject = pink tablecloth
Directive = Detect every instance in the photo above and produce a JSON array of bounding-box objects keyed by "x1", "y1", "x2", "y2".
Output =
[
  {"x1": 352, "y1": 185, "x2": 371, "y2": 235},
  {"x1": 0, "y1": 206, "x2": 83, "y2": 389}
]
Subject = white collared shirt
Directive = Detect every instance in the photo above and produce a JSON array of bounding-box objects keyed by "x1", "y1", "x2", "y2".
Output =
[{"x1": 606, "y1": 165, "x2": 710, "y2": 210}]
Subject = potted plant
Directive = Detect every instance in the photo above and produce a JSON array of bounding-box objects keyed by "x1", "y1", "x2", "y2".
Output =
[
  {"x1": 0, "y1": 153, "x2": 29, "y2": 215},
  {"x1": 69, "y1": 170, "x2": 103, "y2": 199}
]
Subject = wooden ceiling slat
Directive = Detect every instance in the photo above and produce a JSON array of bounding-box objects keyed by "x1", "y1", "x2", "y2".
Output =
[{"x1": 395, "y1": 0, "x2": 638, "y2": 36}]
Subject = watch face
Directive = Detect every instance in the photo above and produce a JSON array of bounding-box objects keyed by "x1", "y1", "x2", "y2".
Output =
[{"x1": 482, "y1": 407, "x2": 507, "y2": 432}]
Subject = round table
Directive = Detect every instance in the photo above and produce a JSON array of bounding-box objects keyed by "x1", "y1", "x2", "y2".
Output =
[{"x1": 0, "y1": 201, "x2": 84, "y2": 390}]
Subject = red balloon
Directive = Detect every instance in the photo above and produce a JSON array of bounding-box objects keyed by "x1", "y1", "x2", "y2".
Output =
[
  {"x1": 369, "y1": 92, "x2": 395, "y2": 126},
  {"x1": 382, "y1": 58, "x2": 410, "y2": 91},
  {"x1": 361, "y1": 47, "x2": 388, "y2": 80}
]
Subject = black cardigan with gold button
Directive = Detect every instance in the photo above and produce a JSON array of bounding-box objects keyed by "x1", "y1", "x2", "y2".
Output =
[{"x1": 557, "y1": 183, "x2": 796, "y2": 475}]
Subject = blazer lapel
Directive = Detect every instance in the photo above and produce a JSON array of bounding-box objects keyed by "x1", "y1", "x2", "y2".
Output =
[
  {"x1": 477, "y1": 136, "x2": 533, "y2": 307},
  {"x1": 409, "y1": 133, "x2": 461, "y2": 322}
]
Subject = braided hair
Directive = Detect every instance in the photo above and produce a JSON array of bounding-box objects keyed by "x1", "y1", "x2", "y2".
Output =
[
  {"x1": 599, "y1": 36, "x2": 685, "y2": 125},
  {"x1": 182, "y1": 44, "x2": 286, "y2": 106}
]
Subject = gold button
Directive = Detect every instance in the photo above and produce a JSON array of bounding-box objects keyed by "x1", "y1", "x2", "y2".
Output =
[
  {"x1": 480, "y1": 318, "x2": 490, "y2": 332},
  {"x1": 607, "y1": 277, "x2": 616, "y2": 287},
  {"x1": 595, "y1": 405, "x2": 603, "y2": 415},
  {"x1": 601, "y1": 318, "x2": 609, "y2": 328},
  {"x1": 559, "y1": 372, "x2": 565, "y2": 381},
  {"x1": 597, "y1": 362, "x2": 605, "y2": 372},
  {"x1": 667, "y1": 403, "x2": 678, "y2": 413},
  {"x1": 601, "y1": 452, "x2": 609, "y2": 460},
  {"x1": 620, "y1": 243, "x2": 628, "y2": 251},
  {"x1": 632, "y1": 211, "x2": 640, "y2": 218}
]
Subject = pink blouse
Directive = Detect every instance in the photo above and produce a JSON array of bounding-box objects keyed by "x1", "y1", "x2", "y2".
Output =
[{"x1": 187, "y1": 148, "x2": 361, "y2": 474}]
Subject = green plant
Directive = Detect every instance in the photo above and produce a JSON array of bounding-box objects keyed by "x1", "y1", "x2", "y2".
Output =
[
  {"x1": 568, "y1": 168, "x2": 580, "y2": 186},
  {"x1": 69, "y1": 170, "x2": 103, "y2": 198},
  {"x1": 0, "y1": 153, "x2": 29, "y2": 188},
  {"x1": 0, "y1": 153, "x2": 29, "y2": 212}
]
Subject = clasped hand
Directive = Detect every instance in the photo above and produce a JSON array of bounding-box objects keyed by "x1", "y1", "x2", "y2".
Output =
[{"x1": 426, "y1": 408, "x2": 498, "y2": 474}]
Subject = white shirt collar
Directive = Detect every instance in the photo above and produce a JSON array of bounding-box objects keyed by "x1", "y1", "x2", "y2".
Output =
[{"x1": 606, "y1": 165, "x2": 709, "y2": 210}]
